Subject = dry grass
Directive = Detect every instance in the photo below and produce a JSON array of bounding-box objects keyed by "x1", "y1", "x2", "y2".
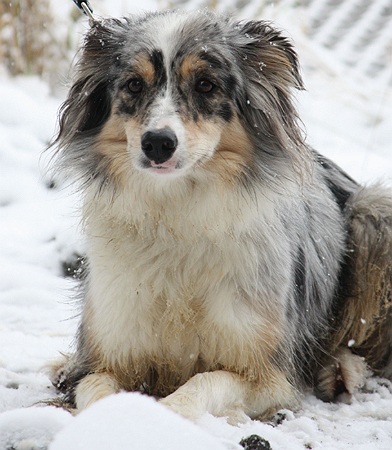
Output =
[{"x1": 0, "y1": 0, "x2": 68, "y2": 78}]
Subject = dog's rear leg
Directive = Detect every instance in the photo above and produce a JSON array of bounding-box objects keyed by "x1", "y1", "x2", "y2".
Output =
[
  {"x1": 315, "y1": 347, "x2": 368, "y2": 401},
  {"x1": 75, "y1": 373, "x2": 120, "y2": 410},
  {"x1": 160, "y1": 370, "x2": 297, "y2": 424}
]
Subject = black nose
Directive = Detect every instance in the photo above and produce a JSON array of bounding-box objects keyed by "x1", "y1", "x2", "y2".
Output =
[{"x1": 141, "y1": 129, "x2": 178, "y2": 164}]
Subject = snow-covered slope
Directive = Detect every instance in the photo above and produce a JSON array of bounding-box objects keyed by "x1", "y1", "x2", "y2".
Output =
[{"x1": 0, "y1": 1, "x2": 391, "y2": 449}]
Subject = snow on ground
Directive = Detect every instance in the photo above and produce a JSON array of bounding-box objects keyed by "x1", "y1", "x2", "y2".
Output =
[{"x1": 1, "y1": 1, "x2": 392, "y2": 449}]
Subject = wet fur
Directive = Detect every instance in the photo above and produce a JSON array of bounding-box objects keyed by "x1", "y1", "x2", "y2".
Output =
[{"x1": 49, "y1": 10, "x2": 392, "y2": 420}]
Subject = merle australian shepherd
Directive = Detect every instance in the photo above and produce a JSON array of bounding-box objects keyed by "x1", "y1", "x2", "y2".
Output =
[{"x1": 50, "y1": 10, "x2": 392, "y2": 422}]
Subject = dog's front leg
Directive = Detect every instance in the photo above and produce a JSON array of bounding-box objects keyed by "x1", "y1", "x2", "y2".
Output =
[
  {"x1": 75, "y1": 372, "x2": 120, "y2": 410},
  {"x1": 160, "y1": 370, "x2": 296, "y2": 424}
]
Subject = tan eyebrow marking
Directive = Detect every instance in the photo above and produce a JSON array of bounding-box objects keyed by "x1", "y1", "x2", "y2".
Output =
[
  {"x1": 133, "y1": 52, "x2": 156, "y2": 83},
  {"x1": 178, "y1": 54, "x2": 209, "y2": 81}
]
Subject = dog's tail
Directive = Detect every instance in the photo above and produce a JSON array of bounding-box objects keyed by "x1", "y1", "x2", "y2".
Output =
[{"x1": 317, "y1": 183, "x2": 392, "y2": 400}]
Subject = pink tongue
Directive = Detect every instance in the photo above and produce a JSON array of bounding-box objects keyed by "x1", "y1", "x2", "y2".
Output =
[{"x1": 150, "y1": 159, "x2": 176, "y2": 169}]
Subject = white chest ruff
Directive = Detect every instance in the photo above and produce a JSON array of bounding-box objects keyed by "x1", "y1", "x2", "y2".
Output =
[
  {"x1": 82, "y1": 182, "x2": 289, "y2": 387},
  {"x1": 87, "y1": 226, "x2": 262, "y2": 366}
]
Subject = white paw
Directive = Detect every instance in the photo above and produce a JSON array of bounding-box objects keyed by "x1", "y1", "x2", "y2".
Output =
[
  {"x1": 160, "y1": 392, "x2": 249, "y2": 425},
  {"x1": 75, "y1": 373, "x2": 119, "y2": 410},
  {"x1": 160, "y1": 392, "x2": 204, "y2": 422}
]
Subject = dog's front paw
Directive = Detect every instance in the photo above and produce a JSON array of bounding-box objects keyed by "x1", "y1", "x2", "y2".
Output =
[
  {"x1": 160, "y1": 392, "x2": 204, "y2": 422},
  {"x1": 75, "y1": 373, "x2": 120, "y2": 411},
  {"x1": 160, "y1": 370, "x2": 279, "y2": 423},
  {"x1": 160, "y1": 392, "x2": 249, "y2": 425}
]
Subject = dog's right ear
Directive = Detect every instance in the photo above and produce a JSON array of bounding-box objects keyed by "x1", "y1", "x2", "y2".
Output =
[{"x1": 53, "y1": 19, "x2": 128, "y2": 149}]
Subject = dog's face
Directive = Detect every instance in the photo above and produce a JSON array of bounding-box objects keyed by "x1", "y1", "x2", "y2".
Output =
[
  {"x1": 56, "y1": 11, "x2": 304, "y2": 186},
  {"x1": 115, "y1": 21, "x2": 239, "y2": 178}
]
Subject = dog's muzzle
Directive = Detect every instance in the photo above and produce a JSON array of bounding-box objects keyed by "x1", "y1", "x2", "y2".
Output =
[{"x1": 141, "y1": 128, "x2": 178, "y2": 164}]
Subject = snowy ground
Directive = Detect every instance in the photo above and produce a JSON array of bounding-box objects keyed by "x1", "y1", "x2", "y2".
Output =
[{"x1": 1, "y1": 1, "x2": 392, "y2": 449}]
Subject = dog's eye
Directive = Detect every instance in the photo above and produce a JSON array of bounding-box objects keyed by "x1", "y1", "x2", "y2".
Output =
[
  {"x1": 127, "y1": 78, "x2": 144, "y2": 94},
  {"x1": 195, "y1": 78, "x2": 215, "y2": 94}
]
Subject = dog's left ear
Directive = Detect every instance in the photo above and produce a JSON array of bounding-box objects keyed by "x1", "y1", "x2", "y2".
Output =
[
  {"x1": 234, "y1": 20, "x2": 304, "y2": 91},
  {"x1": 231, "y1": 20, "x2": 309, "y2": 172}
]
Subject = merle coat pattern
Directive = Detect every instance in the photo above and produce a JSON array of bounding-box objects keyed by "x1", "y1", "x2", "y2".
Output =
[{"x1": 50, "y1": 10, "x2": 392, "y2": 421}]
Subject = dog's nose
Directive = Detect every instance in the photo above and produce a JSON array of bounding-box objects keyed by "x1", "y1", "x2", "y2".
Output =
[{"x1": 141, "y1": 129, "x2": 178, "y2": 164}]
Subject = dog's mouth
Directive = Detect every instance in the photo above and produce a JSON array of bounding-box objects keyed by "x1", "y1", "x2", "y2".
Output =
[{"x1": 146, "y1": 157, "x2": 180, "y2": 175}]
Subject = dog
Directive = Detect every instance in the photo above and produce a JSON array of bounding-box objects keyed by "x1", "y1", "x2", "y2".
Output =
[{"x1": 49, "y1": 10, "x2": 392, "y2": 422}]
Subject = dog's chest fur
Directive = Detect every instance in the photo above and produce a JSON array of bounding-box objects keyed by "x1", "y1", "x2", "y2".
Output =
[{"x1": 82, "y1": 180, "x2": 290, "y2": 390}]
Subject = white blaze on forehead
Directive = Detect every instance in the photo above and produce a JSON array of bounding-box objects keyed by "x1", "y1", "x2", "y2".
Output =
[
  {"x1": 147, "y1": 12, "x2": 192, "y2": 64},
  {"x1": 143, "y1": 14, "x2": 191, "y2": 141},
  {"x1": 147, "y1": 86, "x2": 177, "y2": 127}
]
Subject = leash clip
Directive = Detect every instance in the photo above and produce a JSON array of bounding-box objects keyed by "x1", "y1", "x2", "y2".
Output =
[{"x1": 73, "y1": 1, "x2": 96, "y2": 23}]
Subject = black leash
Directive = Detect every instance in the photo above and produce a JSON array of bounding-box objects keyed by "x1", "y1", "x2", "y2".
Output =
[{"x1": 72, "y1": 1, "x2": 96, "y2": 22}]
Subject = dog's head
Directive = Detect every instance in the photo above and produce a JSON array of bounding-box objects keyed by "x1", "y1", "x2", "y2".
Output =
[{"x1": 54, "y1": 11, "x2": 306, "y2": 188}]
